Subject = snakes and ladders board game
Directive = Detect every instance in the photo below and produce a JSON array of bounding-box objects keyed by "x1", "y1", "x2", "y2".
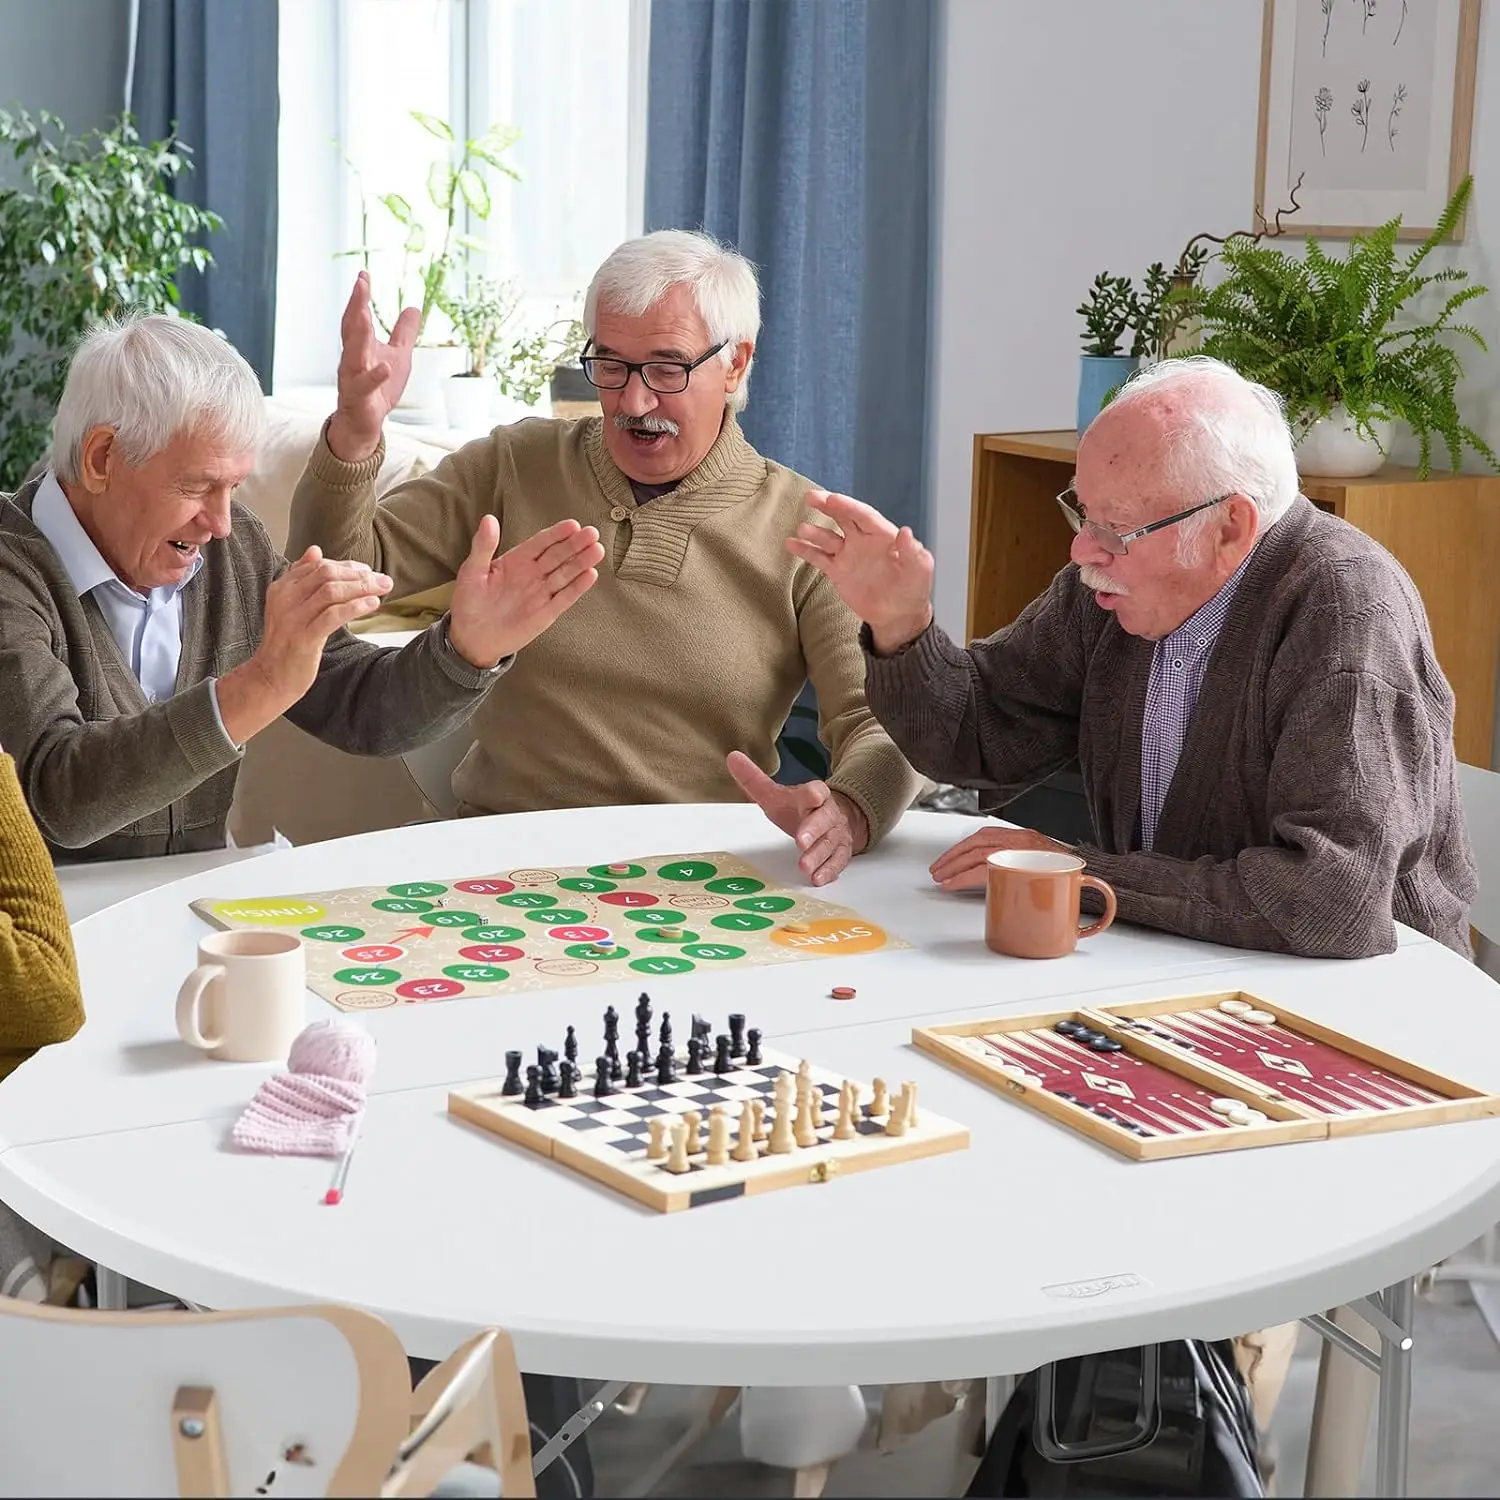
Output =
[
  {"x1": 913, "y1": 991, "x2": 1500, "y2": 1161},
  {"x1": 192, "y1": 851, "x2": 909, "y2": 1012}
]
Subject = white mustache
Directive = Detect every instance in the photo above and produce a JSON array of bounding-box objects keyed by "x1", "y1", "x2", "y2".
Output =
[
  {"x1": 614, "y1": 413, "x2": 680, "y2": 437},
  {"x1": 1079, "y1": 564, "x2": 1129, "y2": 596}
]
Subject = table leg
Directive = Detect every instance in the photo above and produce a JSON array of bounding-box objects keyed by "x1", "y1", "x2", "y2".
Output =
[
  {"x1": 531, "y1": 1380, "x2": 628, "y2": 1479},
  {"x1": 95, "y1": 1266, "x2": 129, "y2": 1311},
  {"x1": 1373, "y1": 1276, "x2": 1415, "y2": 1498}
]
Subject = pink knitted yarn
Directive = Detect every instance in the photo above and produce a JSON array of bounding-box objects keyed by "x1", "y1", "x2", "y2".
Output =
[{"x1": 231, "y1": 1019, "x2": 376, "y2": 1158}]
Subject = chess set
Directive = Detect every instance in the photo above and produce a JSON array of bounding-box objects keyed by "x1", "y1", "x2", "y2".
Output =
[
  {"x1": 913, "y1": 990, "x2": 1500, "y2": 1161},
  {"x1": 449, "y1": 993, "x2": 970, "y2": 1212}
]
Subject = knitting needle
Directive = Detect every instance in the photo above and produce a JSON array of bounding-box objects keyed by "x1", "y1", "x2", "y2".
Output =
[{"x1": 322, "y1": 1140, "x2": 358, "y2": 1206}]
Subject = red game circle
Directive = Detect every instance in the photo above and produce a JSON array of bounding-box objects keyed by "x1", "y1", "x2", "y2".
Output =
[
  {"x1": 458, "y1": 944, "x2": 526, "y2": 963},
  {"x1": 454, "y1": 879, "x2": 517, "y2": 896},
  {"x1": 597, "y1": 891, "x2": 658, "y2": 908},
  {"x1": 341, "y1": 943, "x2": 405, "y2": 965},
  {"x1": 395, "y1": 977, "x2": 465, "y2": 1001},
  {"x1": 548, "y1": 924, "x2": 610, "y2": 943}
]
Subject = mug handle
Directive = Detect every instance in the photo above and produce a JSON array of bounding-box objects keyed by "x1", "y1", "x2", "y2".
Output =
[
  {"x1": 1077, "y1": 877, "x2": 1118, "y2": 939},
  {"x1": 176, "y1": 964, "x2": 226, "y2": 1049}
]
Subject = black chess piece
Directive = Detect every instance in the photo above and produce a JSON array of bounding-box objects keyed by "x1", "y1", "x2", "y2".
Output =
[
  {"x1": 656, "y1": 1041, "x2": 677, "y2": 1086},
  {"x1": 728, "y1": 1014, "x2": 747, "y2": 1058},
  {"x1": 659, "y1": 1012, "x2": 673, "y2": 1051},
  {"x1": 594, "y1": 1056, "x2": 614, "y2": 1099},
  {"x1": 746, "y1": 1027, "x2": 763, "y2": 1066},
  {"x1": 606, "y1": 1038, "x2": 622, "y2": 1080},
  {"x1": 685, "y1": 1036, "x2": 703, "y2": 1075},
  {"x1": 524, "y1": 1064, "x2": 544, "y2": 1106},
  {"x1": 625, "y1": 1050, "x2": 643, "y2": 1089},
  {"x1": 691, "y1": 1013, "x2": 711, "y2": 1051},
  {"x1": 558, "y1": 1060, "x2": 577, "y2": 1099},
  {"x1": 714, "y1": 1034, "x2": 733, "y2": 1075},
  {"x1": 604, "y1": 1005, "x2": 620, "y2": 1046},
  {"x1": 501, "y1": 1049, "x2": 524, "y2": 1096},
  {"x1": 563, "y1": 1026, "x2": 579, "y2": 1073},
  {"x1": 538, "y1": 1046, "x2": 559, "y2": 1094}
]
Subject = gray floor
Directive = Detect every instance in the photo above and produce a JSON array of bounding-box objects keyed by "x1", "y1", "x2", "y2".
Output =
[{"x1": 570, "y1": 1278, "x2": 1500, "y2": 1497}]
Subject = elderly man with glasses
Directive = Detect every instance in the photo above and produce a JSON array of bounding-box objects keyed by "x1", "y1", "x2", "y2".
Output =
[
  {"x1": 290, "y1": 230, "x2": 918, "y2": 884},
  {"x1": 788, "y1": 355, "x2": 1475, "y2": 958}
]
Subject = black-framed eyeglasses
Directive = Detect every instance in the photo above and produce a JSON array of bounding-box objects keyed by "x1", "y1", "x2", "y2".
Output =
[
  {"x1": 1056, "y1": 487, "x2": 1233, "y2": 557},
  {"x1": 579, "y1": 340, "x2": 728, "y2": 394}
]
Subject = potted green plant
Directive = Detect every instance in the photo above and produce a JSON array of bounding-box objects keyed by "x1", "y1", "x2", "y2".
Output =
[
  {"x1": 0, "y1": 108, "x2": 222, "y2": 489},
  {"x1": 1076, "y1": 273, "x2": 1139, "y2": 433},
  {"x1": 1192, "y1": 175, "x2": 1495, "y2": 478}
]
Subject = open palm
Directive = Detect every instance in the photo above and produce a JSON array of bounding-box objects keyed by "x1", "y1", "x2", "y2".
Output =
[{"x1": 336, "y1": 271, "x2": 422, "y2": 435}]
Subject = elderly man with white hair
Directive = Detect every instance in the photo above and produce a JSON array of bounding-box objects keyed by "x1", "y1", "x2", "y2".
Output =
[
  {"x1": 289, "y1": 230, "x2": 919, "y2": 885},
  {"x1": 791, "y1": 355, "x2": 1476, "y2": 958},
  {"x1": 0, "y1": 314, "x2": 605, "y2": 862}
]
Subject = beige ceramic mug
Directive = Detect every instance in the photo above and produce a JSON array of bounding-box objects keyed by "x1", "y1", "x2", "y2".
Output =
[
  {"x1": 176, "y1": 930, "x2": 307, "y2": 1062},
  {"x1": 985, "y1": 849, "x2": 1118, "y2": 959}
]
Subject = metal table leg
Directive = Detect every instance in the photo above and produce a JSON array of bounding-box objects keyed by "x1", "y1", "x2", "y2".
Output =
[
  {"x1": 95, "y1": 1266, "x2": 129, "y2": 1311},
  {"x1": 1374, "y1": 1276, "x2": 1415, "y2": 1498}
]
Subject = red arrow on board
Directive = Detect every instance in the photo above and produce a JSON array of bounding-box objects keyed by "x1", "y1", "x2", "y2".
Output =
[{"x1": 392, "y1": 926, "x2": 435, "y2": 940}]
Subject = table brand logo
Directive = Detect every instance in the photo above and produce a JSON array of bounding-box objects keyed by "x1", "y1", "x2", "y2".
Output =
[{"x1": 1042, "y1": 1272, "x2": 1147, "y2": 1300}]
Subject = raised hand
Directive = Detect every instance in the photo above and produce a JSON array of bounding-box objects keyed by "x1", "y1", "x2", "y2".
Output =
[
  {"x1": 928, "y1": 825, "x2": 1075, "y2": 892},
  {"x1": 326, "y1": 271, "x2": 422, "y2": 463},
  {"x1": 785, "y1": 490, "x2": 937, "y2": 654},
  {"x1": 726, "y1": 750, "x2": 868, "y2": 886},
  {"x1": 447, "y1": 514, "x2": 605, "y2": 668}
]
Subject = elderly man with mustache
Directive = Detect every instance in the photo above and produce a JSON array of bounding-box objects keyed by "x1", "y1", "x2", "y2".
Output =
[
  {"x1": 290, "y1": 231, "x2": 918, "y2": 884},
  {"x1": 787, "y1": 356, "x2": 1475, "y2": 960}
]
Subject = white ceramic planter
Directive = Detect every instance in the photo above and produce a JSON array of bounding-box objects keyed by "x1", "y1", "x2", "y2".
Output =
[
  {"x1": 443, "y1": 374, "x2": 496, "y2": 432},
  {"x1": 398, "y1": 345, "x2": 466, "y2": 417},
  {"x1": 1295, "y1": 406, "x2": 1392, "y2": 478}
]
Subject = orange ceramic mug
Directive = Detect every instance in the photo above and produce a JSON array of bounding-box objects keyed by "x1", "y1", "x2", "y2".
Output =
[{"x1": 985, "y1": 849, "x2": 1117, "y2": 959}]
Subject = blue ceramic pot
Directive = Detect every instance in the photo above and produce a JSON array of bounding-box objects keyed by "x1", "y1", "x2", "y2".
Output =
[{"x1": 1077, "y1": 355, "x2": 1140, "y2": 434}]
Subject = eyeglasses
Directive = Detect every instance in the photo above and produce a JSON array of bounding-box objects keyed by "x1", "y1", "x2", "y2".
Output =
[
  {"x1": 1056, "y1": 487, "x2": 1233, "y2": 556},
  {"x1": 579, "y1": 340, "x2": 728, "y2": 394}
]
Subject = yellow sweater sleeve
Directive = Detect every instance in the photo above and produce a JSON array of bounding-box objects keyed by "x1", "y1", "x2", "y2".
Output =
[{"x1": 0, "y1": 755, "x2": 84, "y2": 1080}]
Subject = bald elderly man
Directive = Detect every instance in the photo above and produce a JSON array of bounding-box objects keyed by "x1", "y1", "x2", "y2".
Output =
[{"x1": 789, "y1": 355, "x2": 1475, "y2": 959}]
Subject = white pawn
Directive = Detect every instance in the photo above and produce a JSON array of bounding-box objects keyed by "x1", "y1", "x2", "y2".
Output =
[
  {"x1": 904, "y1": 1081, "x2": 920, "y2": 1128},
  {"x1": 809, "y1": 1080, "x2": 826, "y2": 1131},
  {"x1": 666, "y1": 1119, "x2": 691, "y2": 1173},
  {"x1": 646, "y1": 1117, "x2": 668, "y2": 1161},
  {"x1": 751, "y1": 1097, "x2": 769, "y2": 1141},
  {"x1": 870, "y1": 1077, "x2": 889, "y2": 1117},
  {"x1": 706, "y1": 1106, "x2": 731, "y2": 1166},
  {"x1": 794, "y1": 1084, "x2": 818, "y2": 1148}
]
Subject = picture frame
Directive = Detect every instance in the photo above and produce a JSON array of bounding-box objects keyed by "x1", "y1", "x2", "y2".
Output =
[{"x1": 1255, "y1": 0, "x2": 1481, "y2": 239}]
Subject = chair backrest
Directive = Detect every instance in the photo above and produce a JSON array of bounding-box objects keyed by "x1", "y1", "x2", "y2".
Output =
[
  {"x1": 0, "y1": 1299, "x2": 412, "y2": 1498},
  {"x1": 400, "y1": 731, "x2": 476, "y2": 820},
  {"x1": 1458, "y1": 761, "x2": 1500, "y2": 942}
]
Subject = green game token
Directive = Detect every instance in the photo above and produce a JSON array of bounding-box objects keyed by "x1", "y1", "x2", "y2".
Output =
[
  {"x1": 587, "y1": 862, "x2": 644, "y2": 879},
  {"x1": 558, "y1": 876, "x2": 616, "y2": 893},
  {"x1": 705, "y1": 876, "x2": 764, "y2": 896},
  {"x1": 525, "y1": 907, "x2": 589, "y2": 924},
  {"x1": 564, "y1": 942, "x2": 630, "y2": 961},
  {"x1": 387, "y1": 881, "x2": 448, "y2": 898},
  {"x1": 301, "y1": 925, "x2": 365, "y2": 943},
  {"x1": 734, "y1": 894, "x2": 796, "y2": 913},
  {"x1": 429, "y1": 911, "x2": 484, "y2": 928},
  {"x1": 442, "y1": 964, "x2": 510, "y2": 983},
  {"x1": 462, "y1": 925, "x2": 526, "y2": 943},
  {"x1": 624, "y1": 908, "x2": 683, "y2": 926},
  {"x1": 333, "y1": 966, "x2": 402, "y2": 986},
  {"x1": 628, "y1": 954, "x2": 695, "y2": 976},
  {"x1": 681, "y1": 942, "x2": 746, "y2": 961},
  {"x1": 371, "y1": 898, "x2": 434, "y2": 914},
  {"x1": 496, "y1": 892, "x2": 558, "y2": 909},
  {"x1": 639, "y1": 928, "x2": 699, "y2": 944},
  {"x1": 656, "y1": 860, "x2": 718, "y2": 882},
  {"x1": 711, "y1": 912, "x2": 774, "y2": 933}
]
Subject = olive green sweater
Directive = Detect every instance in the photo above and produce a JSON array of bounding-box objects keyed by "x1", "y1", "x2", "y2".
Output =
[
  {"x1": 289, "y1": 415, "x2": 919, "y2": 842},
  {"x1": 0, "y1": 756, "x2": 83, "y2": 1082}
]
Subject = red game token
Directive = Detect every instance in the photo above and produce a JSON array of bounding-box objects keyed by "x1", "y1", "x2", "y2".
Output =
[{"x1": 831, "y1": 985, "x2": 857, "y2": 1000}]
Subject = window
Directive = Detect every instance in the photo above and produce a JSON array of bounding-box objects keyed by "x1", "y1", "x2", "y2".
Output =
[{"x1": 274, "y1": 0, "x2": 646, "y2": 392}]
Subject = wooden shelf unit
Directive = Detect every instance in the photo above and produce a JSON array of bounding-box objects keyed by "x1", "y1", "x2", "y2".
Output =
[{"x1": 968, "y1": 429, "x2": 1500, "y2": 767}]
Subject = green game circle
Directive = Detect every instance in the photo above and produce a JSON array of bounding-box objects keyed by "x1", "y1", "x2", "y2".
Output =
[
  {"x1": 525, "y1": 907, "x2": 589, "y2": 924},
  {"x1": 301, "y1": 924, "x2": 365, "y2": 943},
  {"x1": 462, "y1": 925, "x2": 526, "y2": 943},
  {"x1": 640, "y1": 927, "x2": 700, "y2": 944},
  {"x1": 333, "y1": 966, "x2": 402, "y2": 986},
  {"x1": 442, "y1": 964, "x2": 510, "y2": 983},
  {"x1": 387, "y1": 881, "x2": 448, "y2": 898},
  {"x1": 624, "y1": 908, "x2": 684, "y2": 926},
  {"x1": 429, "y1": 911, "x2": 484, "y2": 928},
  {"x1": 734, "y1": 894, "x2": 796, "y2": 914},
  {"x1": 628, "y1": 954, "x2": 696, "y2": 976},
  {"x1": 496, "y1": 892, "x2": 558, "y2": 909},
  {"x1": 681, "y1": 942, "x2": 746, "y2": 961},
  {"x1": 371, "y1": 898, "x2": 434, "y2": 914},
  {"x1": 656, "y1": 860, "x2": 718, "y2": 882},
  {"x1": 588, "y1": 862, "x2": 645, "y2": 879},
  {"x1": 564, "y1": 942, "x2": 631, "y2": 961},
  {"x1": 558, "y1": 876, "x2": 617, "y2": 894},
  {"x1": 705, "y1": 876, "x2": 764, "y2": 896},
  {"x1": 711, "y1": 912, "x2": 775, "y2": 933}
]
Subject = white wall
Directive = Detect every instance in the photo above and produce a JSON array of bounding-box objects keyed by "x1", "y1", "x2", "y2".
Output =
[
  {"x1": 0, "y1": 0, "x2": 131, "y2": 154},
  {"x1": 928, "y1": 0, "x2": 1500, "y2": 638}
]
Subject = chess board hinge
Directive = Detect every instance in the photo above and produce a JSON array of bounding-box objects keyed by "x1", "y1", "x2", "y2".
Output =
[{"x1": 809, "y1": 1159, "x2": 840, "y2": 1184}]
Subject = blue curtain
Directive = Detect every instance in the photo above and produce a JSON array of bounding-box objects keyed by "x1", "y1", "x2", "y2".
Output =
[
  {"x1": 644, "y1": 0, "x2": 935, "y2": 537},
  {"x1": 130, "y1": 0, "x2": 279, "y2": 390}
]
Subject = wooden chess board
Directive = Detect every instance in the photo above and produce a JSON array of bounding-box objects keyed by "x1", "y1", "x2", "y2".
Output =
[
  {"x1": 913, "y1": 991, "x2": 1500, "y2": 1161},
  {"x1": 450, "y1": 1044, "x2": 970, "y2": 1212}
]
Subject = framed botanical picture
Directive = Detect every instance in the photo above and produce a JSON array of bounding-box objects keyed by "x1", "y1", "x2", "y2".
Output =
[{"x1": 1255, "y1": 0, "x2": 1481, "y2": 238}]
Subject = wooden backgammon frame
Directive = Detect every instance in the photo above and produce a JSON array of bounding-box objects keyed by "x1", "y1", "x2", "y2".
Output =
[{"x1": 913, "y1": 990, "x2": 1500, "y2": 1161}]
